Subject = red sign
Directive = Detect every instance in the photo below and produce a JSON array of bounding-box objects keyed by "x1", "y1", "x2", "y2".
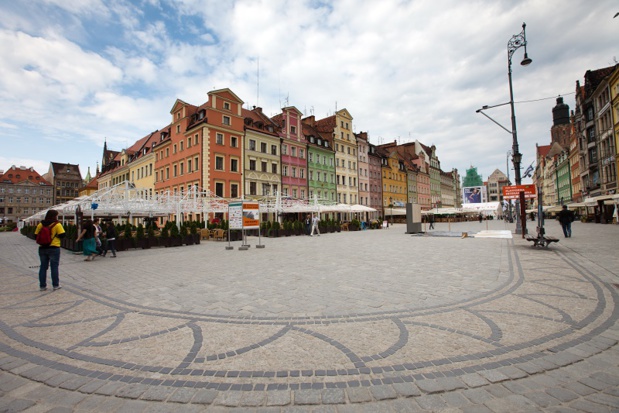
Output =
[{"x1": 503, "y1": 185, "x2": 537, "y2": 200}]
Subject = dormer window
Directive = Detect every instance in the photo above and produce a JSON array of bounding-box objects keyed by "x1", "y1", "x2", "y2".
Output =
[
  {"x1": 224, "y1": 102, "x2": 230, "y2": 110},
  {"x1": 310, "y1": 136, "x2": 315, "y2": 143}
]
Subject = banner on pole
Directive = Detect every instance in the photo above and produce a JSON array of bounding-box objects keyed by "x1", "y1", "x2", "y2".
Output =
[{"x1": 503, "y1": 184, "x2": 536, "y2": 200}]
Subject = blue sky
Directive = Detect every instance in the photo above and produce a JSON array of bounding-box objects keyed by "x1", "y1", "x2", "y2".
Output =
[{"x1": 1, "y1": 0, "x2": 617, "y2": 183}]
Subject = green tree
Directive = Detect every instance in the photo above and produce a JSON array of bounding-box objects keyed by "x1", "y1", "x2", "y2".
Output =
[{"x1": 463, "y1": 166, "x2": 483, "y2": 187}]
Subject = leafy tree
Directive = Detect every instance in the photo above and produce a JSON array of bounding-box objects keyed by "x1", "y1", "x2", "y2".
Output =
[{"x1": 463, "y1": 166, "x2": 483, "y2": 187}]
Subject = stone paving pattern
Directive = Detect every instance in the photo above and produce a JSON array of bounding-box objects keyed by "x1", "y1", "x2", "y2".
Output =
[{"x1": 0, "y1": 219, "x2": 618, "y2": 412}]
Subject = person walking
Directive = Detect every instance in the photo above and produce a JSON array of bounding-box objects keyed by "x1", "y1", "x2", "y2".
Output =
[
  {"x1": 101, "y1": 221, "x2": 117, "y2": 257},
  {"x1": 558, "y1": 205, "x2": 575, "y2": 238},
  {"x1": 93, "y1": 218, "x2": 103, "y2": 255},
  {"x1": 76, "y1": 219, "x2": 99, "y2": 261},
  {"x1": 310, "y1": 214, "x2": 321, "y2": 236},
  {"x1": 478, "y1": 213, "x2": 483, "y2": 223},
  {"x1": 428, "y1": 214, "x2": 435, "y2": 230},
  {"x1": 34, "y1": 209, "x2": 66, "y2": 291},
  {"x1": 305, "y1": 214, "x2": 311, "y2": 236}
]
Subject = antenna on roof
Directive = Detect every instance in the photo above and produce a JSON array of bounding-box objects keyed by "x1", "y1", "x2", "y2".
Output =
[
  {"x1": 256, "y1": 56, "x2": 260, "y2": 107},
  {"x1": 310, "y1": 106, "x2": 314, "y2": 116}
]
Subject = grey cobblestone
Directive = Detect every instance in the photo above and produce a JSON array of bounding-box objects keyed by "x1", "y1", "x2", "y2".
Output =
[{"x1": 0, "y1": 221, "x2": 618, "y2": 411}]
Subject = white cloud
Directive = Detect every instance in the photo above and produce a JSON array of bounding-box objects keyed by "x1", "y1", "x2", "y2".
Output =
[{"x1": 0, "y1": 0, "x2": 617, "y2": 183}]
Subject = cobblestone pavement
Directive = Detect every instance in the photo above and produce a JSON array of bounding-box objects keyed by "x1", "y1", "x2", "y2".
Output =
[{"x1": 1, "y1": 219, "x2": 618, "y2": 412}]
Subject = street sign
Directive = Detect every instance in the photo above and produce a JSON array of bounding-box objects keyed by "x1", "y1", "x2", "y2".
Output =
[{"x1": 503, "y1": 184, "x2": 536, "y2": 200}]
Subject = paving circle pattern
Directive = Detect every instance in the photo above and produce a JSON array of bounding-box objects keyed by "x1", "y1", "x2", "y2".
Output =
[{"x1": 1, "y1": 226, "x2": 618, "y2": 409}]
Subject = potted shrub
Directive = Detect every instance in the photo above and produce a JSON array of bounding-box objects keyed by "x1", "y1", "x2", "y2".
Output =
[
  {"x1": 293, "y1": 220, "x2": 303, "y2": 236},
  {"x1": 170, "y1": 223, "x2": 182, "y2": 247},
  {"x1": 282, "y1": 220, "x2": 292, "y2": 236},
  {"x1": 181, "y1": 223, "x2": 194, "y2": 245},
  {"x1": 190, "y1": 222, "x2": 200, "y2": 244},
  {"x1": 160, "y1": 225, "x2": 171, "y2": 247},
  {"x1": 136, "y1": 224, "x2": 150, "y2": 249},
  {"x1": 268, "y1": 221, "x2": 280, "y2": 237},
  {"x1": 350, "y1": 219, "x2": 361, "y2": 231}
]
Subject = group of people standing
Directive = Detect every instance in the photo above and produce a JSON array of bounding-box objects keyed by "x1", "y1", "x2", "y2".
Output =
[
  {"x1": 76, "y1": 218, "x2": 118, "y2": 260},
  {"x1": 35, "y1": 212, "x2": 119, "y2": 292},
  {"x1": 304, "y1": 214, "x2": 321, "y2": 236}
]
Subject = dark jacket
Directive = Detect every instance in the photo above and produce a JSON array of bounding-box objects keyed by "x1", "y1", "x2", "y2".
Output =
[{"x1": 558, "y1": 208, "x2": 574, "y2": 225}]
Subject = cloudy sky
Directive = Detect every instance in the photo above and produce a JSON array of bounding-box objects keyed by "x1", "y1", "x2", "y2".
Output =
[{"x1": 1, "y1": 0, "x2": 617, "y2": 184}]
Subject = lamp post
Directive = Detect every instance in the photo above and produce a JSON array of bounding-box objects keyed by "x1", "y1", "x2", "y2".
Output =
[
  {"x1": 476, "y1": 22, "x2": 531, "y2": 237},
  {"x1": 506, "y1": 150, "x2": 513, "y2": 222},
  {"x1": 508, "y1": 23, "x2": 532, "y2": 237}
]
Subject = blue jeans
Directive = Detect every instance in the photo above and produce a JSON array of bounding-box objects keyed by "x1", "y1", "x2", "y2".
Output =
[
  {"x1": 561, "y1": 222, "x2": 572, "y2": 237},
  {"x1": 39, "y1": 247, "x2": 60, "y2": 288}
]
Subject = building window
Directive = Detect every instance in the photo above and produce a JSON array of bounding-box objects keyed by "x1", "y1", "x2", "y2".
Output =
[
  {"x1": 292, "y1": 167, "x2": 297, "y2": 178},
  {"x1": 223, "y1": 115, "x2": 231, "y2": 125},
  {"x1": 261, "y1": 161, "x2": 267, "y2": 172},
  {"x1": 215, "y1": 156, "x2": 224, "y2": 170},
  {"x1": 216, "y1": 133, "x2": 224, "y2": 145},
  {"x1": 249, "y1": 160, "x2": 256, "y2": 171},
  {"x1": 261, "y1": 142, "x2": 267, "y2": 153},
  {"x1": 231, "y1": 183, "x2": 238, "y2": 198},
  {"x1": 194, "y1": 156, "x2": 199, "y2": 170},
  {"x1": 230, "y1": 158, "x2": 238, "y2": 172},
  {"x1": 291, "y1": 147, "x2": 296, "y2": 157},
  {"x1": 262, "y1": 183, "x2": 270, "y2": 195},
  {"x1": 249, "y1": 139, "x2": 256, "y2": 151},
  {"x1": 271, "y1": 163, "x2": 277, "y2": 174},
  {"x1": 176, "y1": 125, "x2": 180, "y2": 133},
  {"x1": 224, "y1": 102, "x2": 230, "y2": 110},
  {"x1": 215, "y1": 182, "x2": 224, "y2": 197},
  {"x1": 180, "y1": 162, "x2": 184, "y2": 175},
  {"x1": 283, "y1": 166, "x2": 288, "y2": 176},
  {"x1": 291, "y1": 125, "x2": 296, "y2": 135},
  {"x1": 188, "y1": 159, "x2": 192, "y2": 172},
  {"x1": 249, "y1": 182, "x2": 257, "y2": 195},
  {"x1": 299, "y1": 149, "x2": 304, "y2": 159},
  {"x1": 173, "y1": 164, "x2": 177, "y2": 177},
  {"x1": 180, "y1": 141, "x2": 184, "y2": 151},
  {"x1": 231, "y1": 136, "x2": 238, "y2": 147},
  {"x1": 271, "y1": 145, "x2": 277, "y2": 155},
  {"x1": 282, "y1": 145, "x2": 287, "y2": 155}
]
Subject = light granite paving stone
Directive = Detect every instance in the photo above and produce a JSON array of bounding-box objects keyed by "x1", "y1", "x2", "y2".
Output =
[
  {"x1": 415, "y1": 394, "x2": 448, "y2": 411},
  {"x1": 92, "y1": 381, "x2": 126, "y2": 396},
  {"x1": 255, "y1": 408, "x2": 283, "y2": 413},
  {"x1": 460, "y1": 373, "x2": 490, "y2": 388},
  {"x1": 346, "y1": 387, "x2": 373, "y2": 403},
  {"x1": 307, "y1": 406, "x2": 338, "y2": 413},
  {"x1": 462, "y1": 388, "x2": 495, "y2": 404},
  {"x1": 523, "y1": 391, "x2": 561, "y2": 408},
  {"x1": 46, "y1": 407, "x2": 74, "y2": 413},
  {"x1": 497, "y1": 366, "x2": 527, "y2": 380},
  {"x1": 442, "y1": 391, "x2": 470, "y2": 407},
  {"x1": 57, "y1": 376, "x2": 93, "y2": 391},
  {"x1": 140, "y1": 385, "x2": 176, "y2": 401},
  {"x1": 584, "y1": 393, "x2": 619, "y2": 409},
  {"x1": 116, "y1": 383, "x2": 149, "y2": 400},
  {"x1": 483, "y1": 394, "x2": 538, "y2": 413},
  {"x1": 590, "y1": 372, "x2": 619, "y2": 386},
  {"x1": 114, "y1": 399, "x2": 151, "y2": 413},
  {"x1": 368, "y1": 385, "x2": 397, "y2": 401},
  {"x1": 76, "y1": 379, "x2": 107, "y2": 394},
  {"x1": 0, "y1": 374, "x2": 30, "y2": 392},
  {"x1": 568, "y1": 399, "x2": 614, "y2": 413},
  {"x1": 321, "y1": 388, "x2": 345, "y2": 404},
  {"x1": 18, "y1": 366, "x2": 61, "y2": 383},
  {"x1": 562, "y1": 381, "x2": 598, "y2": 397},
  {"x1": 392, "y1": 382, "x2": 421, "y2": 397},
  {"x1": 477, "y1": 369, "x2": 510, "y2": 383},
  {"x1": 500, "y1": 380, "x2": 529, "y2": 395},
  {"x1": 294, "y1": 390, "x2": 322, "y2": 405},
  {"x1": 578, "y1": 377, "x2": 610, "y2": 391},
  {"x1": 415, "y1": 379, "x2": 443, "y2": 394},
  {"x1": 2, "y1": 399, "x2": 36, "y2": 412},
  {"x1": 43, "y1": 372, "x2": 75, "y2": 388},
  {"x1": 546, "y1": 387, "x2": 579, "y2": 403},
  {"x1": 485, "y1": 384, "x2": 512, "y2": 398},
  {"x1": 390, "y1": 398, "x2": 425, "y2": 412},
  {"x1": 266, "y1": 390, "x2": 291, "y2": 406},
  {"x1": 191, "y1": 389, "x2": 218, "y2": 405},
  {"x1": 214, "y1": 390, "x2": 244, "y2": 407},
  {"x1": 240, "y1": 391, "x2": 267, "y2": 407},
  {"x1": 75, "y1": 394, "x2": 127, "y2": 412},
  {"x1": 461, "y1": 405, "x2": 494, "y2": 413},
  {"x1": 167, "y1": 387, "x2": 198, "y2": 403}
]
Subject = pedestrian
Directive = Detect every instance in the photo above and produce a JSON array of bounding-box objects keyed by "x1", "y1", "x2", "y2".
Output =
[
  {"x1": 76, "y1": 219, "x2": 99, "y2": 261},
  {"x1": 478, "y1": 213, "x2": 483, "y2": 223},
  {"x1": 557, "y1": 205, "x2": 575, "y2": 238},
  {"x1": 428, "y1": 214, "x2": 435, "y2": 230},
  {"x1": 101, "y1": 221, "x2": 117, "y2": 257},
  {"x1": 310, "y1": 214, "x2": 321, "y2": 236},
  {"x1": 305, "y1": 214, "x2": 311, "y2": 235},
  {"x1": 34, "y1": 209, "x2": 66, "y2": 291},
  {"x1": 93, "y1": 218, "x2": 103, "y2": 255}
]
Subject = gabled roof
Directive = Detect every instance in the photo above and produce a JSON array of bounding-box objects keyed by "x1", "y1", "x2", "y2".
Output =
[
  {"x1": 537, "y1": 144, "x2": 552, "y2": 159},
  {"x1": 315, "y1": 115, "x2": 336, "y2": 133},
  {"x1": 584, "y1": 65, "x2": 617, "y2": 98},
  {"x1": 0, "y1": 165, "x2": 51, "y2": 185},
  {"x1": 243, "y1": 107, "x2": 280, "y2": 136}
]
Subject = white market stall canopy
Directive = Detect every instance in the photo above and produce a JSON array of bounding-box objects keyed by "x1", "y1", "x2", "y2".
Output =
[{"x1": 23, "y1": 181, "x2": 377, "y2": 223}]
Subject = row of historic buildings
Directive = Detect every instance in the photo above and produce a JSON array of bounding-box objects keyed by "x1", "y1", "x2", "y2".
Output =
[
  {"x1": 1, "y1": 88, "x2": 461, "y2": 223},
  {"x1": 533, "y1": 64, "x2": 619, "y2": 223}
]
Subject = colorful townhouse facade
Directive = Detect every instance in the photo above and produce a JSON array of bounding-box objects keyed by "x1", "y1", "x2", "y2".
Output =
[
  {"x1": 302, "y1": 116, "x2": 336, "y2": 203},
  {"x1": 272, "y1": 106, "x2": 307, "y2": 200},
  {"x1": 242, "y1": 107, "x2": 281, "y2": 201},
  {"x1": 355, "y1": 132, "x2": 371, "y2": 207},
  {"x1": 0, "y1": 166, "x2": 53, "y2": 223}
]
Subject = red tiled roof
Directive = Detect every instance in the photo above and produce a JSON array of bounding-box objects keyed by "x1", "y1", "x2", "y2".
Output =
[{"x1": 0, "y1": 165, "x2": 51, "y2": 185}]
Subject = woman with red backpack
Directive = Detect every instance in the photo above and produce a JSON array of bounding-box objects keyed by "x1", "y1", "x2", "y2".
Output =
[{"x1": 34, "y1": 209, "x2": 66, "y2": 291}]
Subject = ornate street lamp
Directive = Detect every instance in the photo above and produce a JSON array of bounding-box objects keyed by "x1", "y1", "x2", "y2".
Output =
[{"x1": 476, "y1": 22, "x2": 532, "y2": 237}]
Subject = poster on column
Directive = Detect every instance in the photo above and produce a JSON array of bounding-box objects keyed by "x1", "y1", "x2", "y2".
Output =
[{"x1": 242, "y1": 202, "x2": 260, "y2": 229}]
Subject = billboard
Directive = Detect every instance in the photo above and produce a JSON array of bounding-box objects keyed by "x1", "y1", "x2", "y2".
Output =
[
  {"x1": 462, "y1": 186, "x2": 486, "y2": 204},
  {"x1": 502, "y1": 184, "x2": 537, "y2": 200},
  {"x1": 229, "y1": 202, "x2": 260, "y2": 230}
]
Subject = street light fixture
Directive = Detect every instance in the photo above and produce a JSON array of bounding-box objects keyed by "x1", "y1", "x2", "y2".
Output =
[{"x1": 476, "y1": 22, "x2": 532, "y2": 237}]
